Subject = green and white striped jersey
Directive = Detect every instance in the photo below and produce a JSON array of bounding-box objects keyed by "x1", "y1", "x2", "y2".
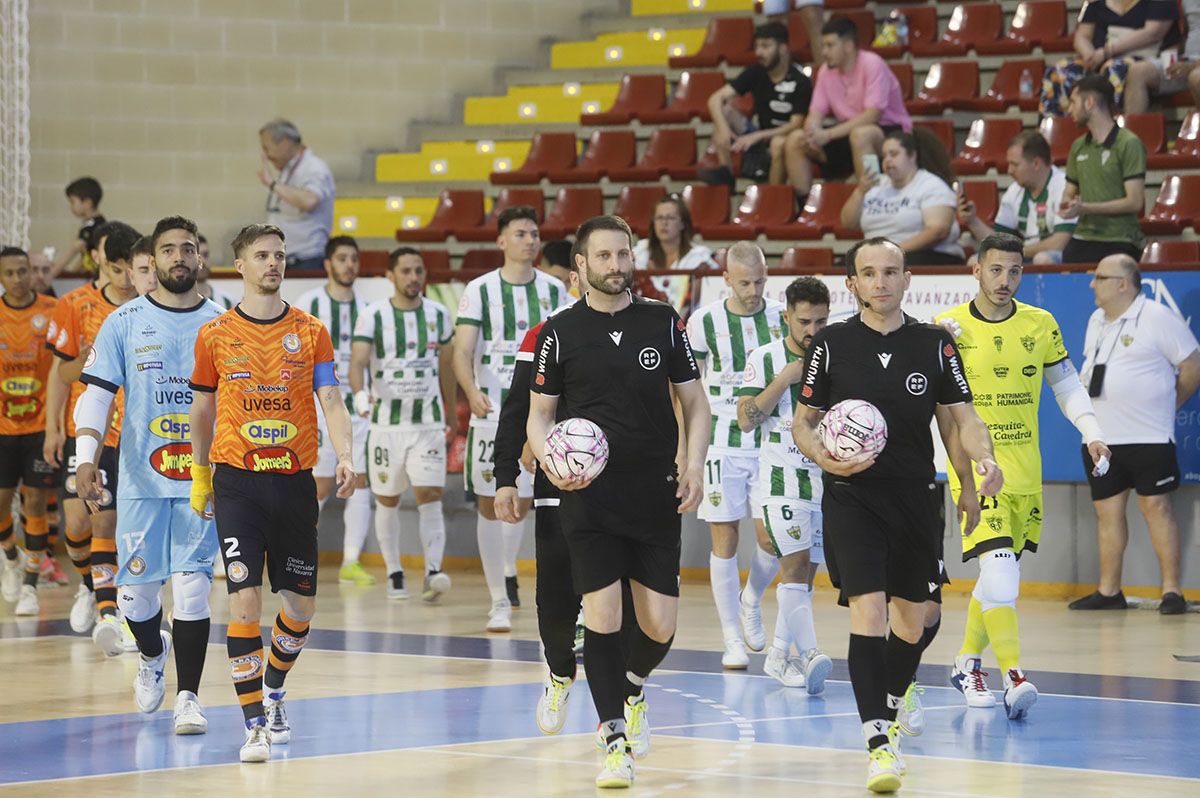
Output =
[
  {"x1": 296, "y1": 286, "x2": 370, "y2": 409},
  {"x1": 687, "y1": 297, "x2": 786, "y2": 452},
  {"x1": 455, "y1": 269, "x2": 569, "y2": 425},
  {"x1": 736, "y1": 339, "x2": 822, "y2": 505},
  {"x1": 352, "y1": 297, "x2": 454, "y2": 429}
]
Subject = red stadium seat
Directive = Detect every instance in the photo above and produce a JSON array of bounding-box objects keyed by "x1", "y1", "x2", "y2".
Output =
[
  {"x1": 792, "y1": 8, "x2": 875, "y2": 61},
  {"x1": 977, "y1": 1, "x2": 1075, "y2": 55},
  {"x1": 417, "y1": 249, "x2": 451, "y2": 274},
  {"x1": 1141, "y1": 240, "x2": 1200, "y2": 266},
  {"x1": 639, "y1": 71, "x2": 727, "y2": 124},
  {"x1": 962, "y1": 180, "x2": 999, "y2": 226},
  {"x1": 581, "y1": 74, "x2": 667, "y2": 125},
  {"x1": 915, "y1": 119, "x2": 956, "y2": 155},
  {"x1": 461, "y1": 249, "x2": 505, "y2": 272},
  {"x1": 609, "y1": 128, "x2": 698, "y2": 182},
  {"x1": 394, "y1": 190, "x2": 484, "y2": 243},
  {"x1": 953, "y1": 117, "x2": 1024, "y2": 175},
  {"x1": 906, "y1": 61, "x2": 980, "y2": 115},
  {"x1": 874, "y1": 7, "x2": 940, "y2": 60},
  {"x1": 668, "y1": 141, "x2": 742, "y2": 181},
  {"x1": 704, "y1": 184, "x2": 797, "y2": 239},
  {"x1": 890, "y1": 62, "x2": 915, "y2": 100},
  {"x1": 455, "y1": 188, "x2": 544, "y2": 242},
  {"x1": 612, "y1": 186, "x2": 668, "y2": 237},
  {"x1": 780, "y1": 246, "x2": 835, "y2": 270},
  {"x1": 911, "y1": 3, "x2": 1004, "y2": 56},
  {"x1": 669, "y1": 17, "x2": 755, "y2": 68},
  {"x1": 953, "y1": 58, "x2": 1045, "y2": 113},
  {"x1": 824, "y1": 0, "x2": 867, "y2": 8},
  {"x1": 546, "y1": 130, "x2": 636, "y2": 183},
  {"x1": 681, "y1": 184, "x2": 732, "y2": 231},
  {"x1": 1120, "y1": 112, "x2": 1165, "y2": 156},
  {"x1": 1038, "y1": 116, "x2": 1084, "y2": 165},
  {"x1": 1143, "y1": 175, "x2": 1200, "y2": 235},
  {"x1": 491, "y1": 132, "x2": 577, "y2": 185},
  {"x1": 541, "y1": 187, "x2": 605, "y2": 239},
  {"x1": 1148, "y1": 111, "x2": 1200, "y2": 169},
  {"x1": 765, "y1": 181, "x2": 858, "y2": 240}
]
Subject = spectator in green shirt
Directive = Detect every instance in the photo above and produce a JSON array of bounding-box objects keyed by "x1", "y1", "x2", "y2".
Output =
[{"x1": 1059, "y1": 74, "x2": 1147, "y2": 263}]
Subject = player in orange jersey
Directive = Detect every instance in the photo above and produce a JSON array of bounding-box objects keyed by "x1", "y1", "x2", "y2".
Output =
[
  {"x1": 0, "y1": 248, "x2": 60, "y2": 617},
  {"x1": 190, "y1": 223, "x2": 355, "y2": 764}
]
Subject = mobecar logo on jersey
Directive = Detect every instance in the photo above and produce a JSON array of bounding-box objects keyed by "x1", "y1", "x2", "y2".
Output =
[
  {"x1": 149, "y1": 442, "x2": 194, "y2": 480},
  {"x1": 239, "y1": 419, "x2": 297, "y2": 445},
  {"x1": 150, "y1": 413, "x2": 191, "y2": 440},
  {"x1": 243, "y1": 446, "x2": 299, "y2": 474},
  {"x1": 2, "y1": 376, "x2": 41, "y2": 396}
]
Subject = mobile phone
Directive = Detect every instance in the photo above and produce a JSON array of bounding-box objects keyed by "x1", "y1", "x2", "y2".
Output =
[{"x1": 861, "y1": 154, "x2": 880, "y2": 176}]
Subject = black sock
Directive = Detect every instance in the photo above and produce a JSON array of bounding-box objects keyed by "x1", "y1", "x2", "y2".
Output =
[
  {"x1": 172, "y1": 617, "x2": 210, "y2": 694},
  {"x1": 885, "y1": 633, "x2": 924, "y2": 721},
  {"x1": 539, "y1": 609, "x2": 579, "y2": 681},
  {"x1": 584, "y1": 628, "x2": 627, "y2": 742},
  {"x1": 919, "y1": 617, "x2": 941, "y2": 655},
  {"x1": 127, "y1": 608, "x2": 165, "y2": 658},
  {"x1": 624, "y1": 627, "x2": 673, "y2": 699},
  {"x1": 848, "y1": 633, "x2": 889, "y2": 749}
]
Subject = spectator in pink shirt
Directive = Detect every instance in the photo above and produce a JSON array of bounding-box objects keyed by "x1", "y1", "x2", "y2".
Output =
[{"x1": 792, "y1": 18, "x2": 912, "y2": 188}]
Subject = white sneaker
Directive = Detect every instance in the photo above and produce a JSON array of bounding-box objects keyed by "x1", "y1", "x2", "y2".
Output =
[
  {"x1": 951, "y1": 654, "x2": 998, "y2": 708},
  {"x1": 1, "y1": 550, "x2": 26, "y2": 602},
  {"x1": 721, "y1": 638, "x2": 749, "y2": 670},
  {"x1": 92, "y1": 613, "x2": 125, "y2": 657},
  {"x1": 896, "y1": 682, "x2": 925, "y2": 736},
  {"x1": 134, "y1": 630, "x2": 172, "y2": 713},
  {"x1": 797, "y1": 648, "x2": 833, "y2": 695},
  {"x1": 421, "y1": 571, "x2": 451, "y2": 602},
  {"x1": 738, "y1": 590, "x2": 766, "y2": 652},
  {"x1": 173, "y1": 691, "x2": 208, "y2": 734},
  {"x1": 624, "y1": 695, "x2": 650, "y2": 758},
  {"x1": 867, "y1": 744, "x2": 902, "y2": 793},
  {"x1": 386, "y1": 571, "x2": 409, "y2": 600},
  {"x1": 595, "y1": 743, "x2": 635, "y2": 789},
  {"x1": 263, "y1": 692, "x2": 290, "y2": 743},
  {"x1": 535, "y1": 674, "x2": 572, "y2": 735},
  {"x1": 240, "y1": 721, "x2": 271, "y2": 763},
  {"x1": 887, "y1": 722, "x2": 908, "y2": 775},
  {"x1": 486, "y1": 598, "x2": 512, "y2": 633},
  {"x1": 69, "y1": 584, "x2": 97, "y2": 633},
  {"x1": 764, "y1": 646, "x2": 806, "y2": 688},
  {"x1": 14, "y1": 584, "x2": 38, "y2": 616},
  {"x1": 1002, "y1": 668, "x2": 1038, "y2": 720}
]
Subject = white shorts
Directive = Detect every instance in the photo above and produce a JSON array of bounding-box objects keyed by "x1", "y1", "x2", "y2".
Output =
[
  {"x1": 465, "y1": 422, "x2": 532, "y2": 499},
  {"x1": 698, "y1": 451, "x2": 759, "y2": 523},
  {"x1": 759, "y1": 501, "x2": 824, "y2": 563},
  {"x1": 366, "y1": 426, "x2": 447, "y2": 496},
  {"x1": 314, "y1": 408, "x2": 369, "y2": 478}
]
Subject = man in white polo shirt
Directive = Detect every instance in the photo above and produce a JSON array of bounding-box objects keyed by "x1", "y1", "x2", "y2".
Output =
[
  {"x1": 257, "y1": 118, "x2": 336, "y2": 272},
  {"x1": 1072, "y1": 254, "x2": 1200, "y2": 615}
]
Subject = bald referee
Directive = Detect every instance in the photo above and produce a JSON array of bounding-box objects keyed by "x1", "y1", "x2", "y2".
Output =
[
  {"x1": 792, "y1": 237, "x2": 1003, "y2": 793},
  {"x1": 528, "y1": 215, "x2": 710, "y2": 789}
]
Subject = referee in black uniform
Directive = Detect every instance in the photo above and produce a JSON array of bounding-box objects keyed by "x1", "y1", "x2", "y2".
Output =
[
  {"x1": 793, "y1": 237, "x2": 1002, "y2": 793},
  {"x1": 528, "y1": 215, "x2": 710, "y2": 789}
]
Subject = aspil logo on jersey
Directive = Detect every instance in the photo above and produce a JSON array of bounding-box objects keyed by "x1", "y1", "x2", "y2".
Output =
[
  {"x1": 243, "y1": 446, "x2": 299, "y2": 473},
  {"x1": 2, "y1": 376, "x2": 41, "y2": 396},
  {"x1": 150, "y1": 413, "x2": 191, "y2": 440},
  {"x1": 239, "y1": 419, "x2": 298, "y2": 445},
  {"x1": 242, "y1": 396, "x2": 292, "y2": 412},
  {"x1": 149, "y1": 442, "x2": 193, "y2": 480}
]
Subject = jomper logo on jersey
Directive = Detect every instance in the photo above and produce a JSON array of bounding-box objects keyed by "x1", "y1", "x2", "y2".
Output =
[
  {"x1": 243, "y1": 446, "x2": 300, "y2": 474},
  {"x1": 149, "y1": 442, "x2": 194, "y2": 480}
]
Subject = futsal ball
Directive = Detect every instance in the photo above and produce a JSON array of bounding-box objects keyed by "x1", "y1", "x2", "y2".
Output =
[
  {"x1": 818, "y1": 399, "x2": 888, "y2": 461},
  {"x1": 543, "y1": 418, "x2": 609, "y2": 481}
]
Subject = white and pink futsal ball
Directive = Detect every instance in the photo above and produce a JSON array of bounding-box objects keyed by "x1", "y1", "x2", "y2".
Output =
[
  {"x1": 543, "y1": 418, "x2": 609, "y2": 481},
  {"x1": 818, "y1": 399, "x2": 888, "y2": 461}
]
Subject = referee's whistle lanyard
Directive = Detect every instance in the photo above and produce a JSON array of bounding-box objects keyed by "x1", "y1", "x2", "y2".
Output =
[{"x1": 265, "y1": 149, "x2": 305, "y2": 213}]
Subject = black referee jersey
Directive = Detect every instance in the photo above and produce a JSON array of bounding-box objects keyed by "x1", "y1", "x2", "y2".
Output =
[{"x1": 798, "y1": 313, "x2": 972, "y2": 483}]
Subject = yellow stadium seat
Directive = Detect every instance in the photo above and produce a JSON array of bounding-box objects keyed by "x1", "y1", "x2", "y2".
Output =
[
  {"x1": 374, "y1": 140, "x2": 532, "y2": 183},
  {"x1": 464, "y1": 83, "x2": 620, "y2": 125},
  {"x1": 631, "y1": 0, "x2": 753, "y2": 15},
  {"x1": 333, "y1": 197, "x2": 446, "y2": 240},
  {"x1": 550, "y1": 29, "x2": 707, "y2": 69}
]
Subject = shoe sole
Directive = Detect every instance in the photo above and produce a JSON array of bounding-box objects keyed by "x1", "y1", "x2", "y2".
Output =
[
  {"x1": 722, "y1": 659, "x2": 749, "y2": 670},
  {"x1": 486, "y1": 624, "x2": 511, "y2": 633},
  {"x1": 174, "y1": 721, "x2": 208, "y2": 735},
  {"x1": 70, "y1": 616, "x2": 96, "y2": 634},
  {"x1": 596, "y1": 775, "x2": 633, "y2": 789},
  {"x1": 269, "y1": 729, "x2": 290, "y2": 744},
  {"x1": 805, "y1": 657, "x2": 833, "y2": 696},
  {"x1": 387, "y1": 592, "x2": 410, "y2": 600},
  {"x1": 867, "y1": 773, "x2": 901, "y2": 793},
  {"x1": 94, "y1": 624, "x2": 124, "y2": 657},
  {"x1": 15, "y1": 602, "x2": 39, "y2": 616},
  {"x1": 1005, "y1": 688, "x2": 1037, "y2": 720},
  {"x1": 239, "y1": 748, "x2": 269, "y2": 763}
]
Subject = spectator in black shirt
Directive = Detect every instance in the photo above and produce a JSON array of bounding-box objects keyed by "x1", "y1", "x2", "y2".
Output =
[
  {"x1": 528, "y1": 215, "x2": 710, "y2": 789},
  {"x1": 51, "y1": 177, "x2": 106, "y2": 278},
  {"x1": 792, "y1": 237, "x2": 1002, "y2": 792},
  {"x1": 702, "y1": 22, "x2": 814, "y2": 198}
]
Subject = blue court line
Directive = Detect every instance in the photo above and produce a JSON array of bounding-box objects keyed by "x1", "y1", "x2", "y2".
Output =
[
  {"x1": 3, "y1": 617, "x2": 1198, "y2": 705},
  {"x1": 0, "y1": 672, "x2": 1196, "y2": 785}
]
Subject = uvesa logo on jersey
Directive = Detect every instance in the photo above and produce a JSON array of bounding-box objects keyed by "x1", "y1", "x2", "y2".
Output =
[
  {"x1": 2, "y1": 376, "x2": 41, "y2": 396},
  {"x1": 243, "y1": 446, "x2": 299, "y2": 473},
  {"x1": 239, "y1": 419, "x2": 298, "y2": 445},
  {"x1": 149, "y1": 442, "x2": 193, "y2": 480},
  {"x1": 150, "y1": 413, "x2": 190, "y2": 440},
  {"x1": 242, "y1": 396, "x2": 292, "y2": 412}
]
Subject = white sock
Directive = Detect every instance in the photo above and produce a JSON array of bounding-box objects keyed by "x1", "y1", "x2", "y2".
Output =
[
  {"x1": 772, "y1": 597, "x2": 793, "y2": 654},
  {"x1": 477, "y1": 516, "x2": 506, "y2": 603},
  {"x1": 709, "y1": 552, "x2": 742, "y2": 642},
  {"x1": 744, "y1": 546, "x2": 779, "y2": 604},
  {"x1": 417, "y1": 501, "x2": 445, "y2": 573},
  {"x1": 501, "y1": 520, "x2": 524, "y2": 578},
  {"x1": 341, "y1": 489, "x2": 372, "y2": 563},
  {"x1": 777, "y1": 582, "x2": 817, "y2": 653},
  {"x1": 374, "y1": 505, "x2": 402, "y2": 577}
]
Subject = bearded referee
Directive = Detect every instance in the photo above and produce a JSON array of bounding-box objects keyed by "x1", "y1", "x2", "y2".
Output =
[
  {"x1": 792, "y1": 237, "x2": 1003, "y2": 793},
  {"x1": 527, "y1": 215, "x2": 710, "y2": 789}
]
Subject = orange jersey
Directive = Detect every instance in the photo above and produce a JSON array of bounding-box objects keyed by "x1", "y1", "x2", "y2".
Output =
[
  {"x1": 46, "y1": 282, "x2": 123, "y2": 445},
  {"x1": 0, "y1": 294, "x2": 58, "y2": 435},
  {"x1": 191, "y1": 304, "x2": 336, "y2": 474}
]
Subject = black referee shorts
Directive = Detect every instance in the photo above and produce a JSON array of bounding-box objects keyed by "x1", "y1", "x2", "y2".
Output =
[
  {"x1": 559, "y1": 465, "x2": 682, "y2": 598},
  {"x1": 822, "y1": 478, "x2": 943, "y2": 605},
  {"x1": 213, "y1": 464, "x2": 319, "y2": 596},
  {"x1": 0, "y1": 433, "x2": 60, "y2": 491}
]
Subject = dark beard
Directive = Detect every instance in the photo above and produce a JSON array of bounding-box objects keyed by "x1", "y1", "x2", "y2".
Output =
[
  {"x1": 158, "y1": 269, "x2": 197, "y2": 294},
  {"x1": 586, "y1": 268, "x2": 631, "y2": 295}
]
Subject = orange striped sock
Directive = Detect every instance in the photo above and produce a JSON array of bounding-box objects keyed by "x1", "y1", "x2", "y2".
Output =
[
  {"x1": 22, "y1": 515, "x2": 48, "y2": 586},
  {"x1": 91, "y1": 536, "x2": 118, "y2": 617},
  {"x1": 228, "y1": 621, "x2": 265, "y2": 723},
  {"x1": 265, "y1": 611, "x2": 310, "y2": 693}
]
